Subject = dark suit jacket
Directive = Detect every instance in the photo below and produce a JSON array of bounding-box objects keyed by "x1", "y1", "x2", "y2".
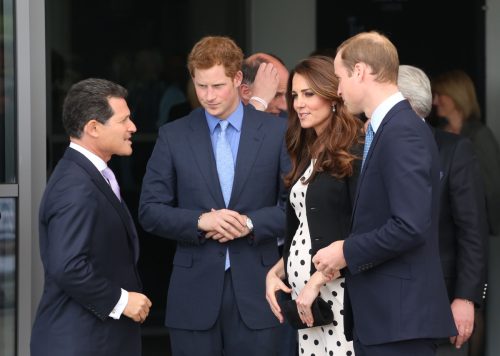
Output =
[
  {"x1": 461, "y1": 120, "x2": 500, "y2": 236},
  {"x1": 283, "y1": 149, "x2": 361, "y2": 278},
  {"x1": 343, "y1": 100, "x2": 457, "y2": 345},
  {"x1": 433, "y1": 128, "x2": 487, "y2": 305},
  {"x1": 30, "y1": 148, "x2": 142, "y2": 356},
  {"x1": 139, "y1": 105, "x2": 290, "y2": 330}
]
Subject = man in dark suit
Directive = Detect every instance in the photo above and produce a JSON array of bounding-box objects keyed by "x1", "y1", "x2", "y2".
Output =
[
  {"x1": 30, "y1": 78, "x2": 152, "y2": 356},
  {"x1": 139, "y1": 36, "x2": 290, "y2": 356},
  {"x1": 313, "y1": 31, "x2": 457, "y2": 355},
  {"x1": 398, "y1": 64, "x2": 488, "y2": 355}
]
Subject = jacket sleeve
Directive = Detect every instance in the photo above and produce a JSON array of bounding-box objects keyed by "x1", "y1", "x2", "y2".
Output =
[
  {"x1": 138, "y1": 127, "x2": 202, "y2": 244},
  {"x1": 448, "y1": 137, "x2": 488, "y2": 305}
]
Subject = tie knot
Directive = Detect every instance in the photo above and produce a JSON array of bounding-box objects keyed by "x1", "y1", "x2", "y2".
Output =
[
  {"x1": 219, "y1": 120, "x2": 229, "y2": 132},
  {"x1": 366, "y1": 123, "x2": 374, "y2": 137},
  {"x1": 102, "y1": 166, "x2": 121, "y2": 201},
  {"x1": 102, "y1": 167, "x2": 116, "y2": 181}
]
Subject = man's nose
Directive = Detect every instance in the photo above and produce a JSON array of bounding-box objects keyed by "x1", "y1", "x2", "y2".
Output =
[{"x1": 206, "y1": 87, "x2": 216, "y2": 101}]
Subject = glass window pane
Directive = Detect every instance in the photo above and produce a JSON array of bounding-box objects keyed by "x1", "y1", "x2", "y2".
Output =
[
  {"x1": 0, "y1": 198, "x2": 16, "y2": 356},
  {"x1": 1, "y1": 0, "x2": 17, "y2": 184}
]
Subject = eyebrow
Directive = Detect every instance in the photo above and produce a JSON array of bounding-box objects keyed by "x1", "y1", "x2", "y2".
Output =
[{"x1": 291, "y1": 88, "x2": 312, "y2": 93}]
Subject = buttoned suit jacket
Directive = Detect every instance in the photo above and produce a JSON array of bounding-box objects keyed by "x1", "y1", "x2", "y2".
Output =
[
  {"x1": 30, "y1": 148, "x2": 143, "y2": 356},
  {"x1": 139, "y1": 105, "x2": 290, "y2": 330},
  {"x1": 433, "y1": 128, "x2": 487, "y2": 305},
  {"x1": 343, "y1": 100, "x2": 457, "y2": 345}
]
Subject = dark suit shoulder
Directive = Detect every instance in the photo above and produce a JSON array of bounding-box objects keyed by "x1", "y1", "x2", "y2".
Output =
[
  {"x1": 382, "y1": 102, "x2": 436, "y2": 148},
  {"x1": 48, "y1": 156, "x2": 93, "y2": 187},
  {"x1": 242, "y1": 104, "x2": 287, "y2": 132},
  {"x1": 385, "y1": 100, "x2": 416, "y2": 121},
  {"x1": 434, "y1": 128, "x2": 461, "y2": 146},
  {"x1": 158, "y1": 107, "x2": 204, "y2": 134},
  {"x1": 42, "y1": 159, "x2": 99, "y2": 219},
  {"x1": 434, "y1": 129, "x2": 476, "y2": 163}
]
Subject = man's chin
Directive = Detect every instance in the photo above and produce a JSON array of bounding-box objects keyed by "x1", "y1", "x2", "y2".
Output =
[
  {"x1": 116, "y1": 148, "x2": 133, "y2": 157},
  {"x1": 206, "y1": 108, "x2": 222, "y2": 117}
]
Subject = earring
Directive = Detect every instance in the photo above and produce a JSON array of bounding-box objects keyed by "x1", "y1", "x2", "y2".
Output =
[{"x1": 332, "y1": 104, "x2": 336, "y2": 113}]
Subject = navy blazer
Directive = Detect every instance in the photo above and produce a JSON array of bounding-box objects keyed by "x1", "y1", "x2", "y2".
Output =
[
  {"x1": 31, "y1": 148, "x2": 142, "y2": 356},
  {"x1": 139, "y1": 105, "x2": 290, "y2": 330},
  {"x1": 343, "y1": 100, "x2": 457, "y2": 345}
]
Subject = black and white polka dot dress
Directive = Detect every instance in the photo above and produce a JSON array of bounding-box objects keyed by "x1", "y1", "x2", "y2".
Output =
[{"x1": 287, "y1": 160, "x2": 354, "y2": 356}]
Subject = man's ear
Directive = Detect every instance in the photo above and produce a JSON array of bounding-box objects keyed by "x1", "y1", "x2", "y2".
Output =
[
  {"x1": 354, "y1": 62, "x2": 370, "y2": 81},
  {"x1": 233, "y1": 70, "x2": 243, "y2": 88},
  {"x1": 83, "y1": 119, "x2": 100, "y2": 138},
  {"x1": 239, "y1": 83, "x2": 253, "y2": 101}
]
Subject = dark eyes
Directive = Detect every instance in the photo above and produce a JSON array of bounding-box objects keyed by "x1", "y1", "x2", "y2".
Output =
[{"x1": 290, "y1": 91, "x2": 315, "y2": 100}]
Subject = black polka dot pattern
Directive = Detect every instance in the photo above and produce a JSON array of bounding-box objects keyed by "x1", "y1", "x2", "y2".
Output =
[{"x1": 287, "y1": 160, "x2": 353, "y2": 355}]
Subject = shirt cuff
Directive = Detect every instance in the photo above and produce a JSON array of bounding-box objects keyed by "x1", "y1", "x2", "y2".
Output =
[{"x1": 109, "y1": 288, "x2": 128, "y2": 319}]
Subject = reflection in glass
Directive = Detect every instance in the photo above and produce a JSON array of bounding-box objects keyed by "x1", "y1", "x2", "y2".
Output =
[
  {"x1": 1, "y1": 0, "x2": 17, "y2": 184},
  {"x1": 0, "y1": 198, "x2": 16, "y2": 356}
]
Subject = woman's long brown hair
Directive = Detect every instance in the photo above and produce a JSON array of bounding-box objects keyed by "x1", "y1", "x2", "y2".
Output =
[{"x1": 284, "y1": 55, "x2": 362, "y2": 188}]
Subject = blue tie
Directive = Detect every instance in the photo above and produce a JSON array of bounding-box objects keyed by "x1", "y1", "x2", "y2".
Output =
[
  {"x1": 216, "y1": 120, "x2": 234, "y2": 207},
  {"x1": 362, "y1": 123, "x2": 374, "y2": 170},
  {"x1": 216, "y1": 120, "x2": 234, "y2": 270}
]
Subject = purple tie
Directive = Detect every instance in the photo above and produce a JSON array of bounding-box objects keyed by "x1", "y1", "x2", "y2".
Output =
[{"x1": 102, "y1": 167, "x2": 121, "y2": 201}]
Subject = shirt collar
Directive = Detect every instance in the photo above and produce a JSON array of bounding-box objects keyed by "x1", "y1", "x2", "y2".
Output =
[
  {"x1": 370, "y1": 92, "x2": 405, "y2": 133},
  {"x1": 69, "y1": 141, "x2": 108, "y2": 172},
  {"x1": 206, "y1": 101, "x2": 244, "y2": 134}
]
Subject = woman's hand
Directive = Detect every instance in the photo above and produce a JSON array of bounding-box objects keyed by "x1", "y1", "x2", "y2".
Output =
[
  {"x1": 295, "y1": 272, "x2": 331, "y2": 327},
  {"x1": 265, "y1": 259, "x2": 291, "y2": 323}
]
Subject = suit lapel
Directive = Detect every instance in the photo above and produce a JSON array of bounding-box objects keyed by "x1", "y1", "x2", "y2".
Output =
[
  {"x1": 229, "y1": 108, "x2": 265, "y2": 207},
  {"x1": 350, "y1": 102, "x2": 406, "y2": 226},
  {"x1": 187, "y1": 111, "x2": 226, "y2": 207},
  {"x1": 121, "y1": 200, "x2": 140, "y2": 261},
  {"x1": 64, "y1": 148, "x2": 139, "y2": 259}
]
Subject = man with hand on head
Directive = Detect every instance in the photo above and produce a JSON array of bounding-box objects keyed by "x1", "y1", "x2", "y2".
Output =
[
  {"x1": 312, "y1": 31, "x2": 457, "y2": 355},
  {"x1": 139, "y1": 36, "x2": 290, "y2": 356},
  {"x1": 31, "y1": 78, "x2": 151, "y2": 356},
  {"x1": 240, "y1": 52, "x2": 289, "y2": 116}
]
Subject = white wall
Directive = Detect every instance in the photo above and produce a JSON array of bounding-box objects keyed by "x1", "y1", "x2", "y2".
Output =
[{"x1": 248, "y1": 0, "x2": 315, "y2": 69}]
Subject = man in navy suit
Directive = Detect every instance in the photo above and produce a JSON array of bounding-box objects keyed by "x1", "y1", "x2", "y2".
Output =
[
  {"x1": 139, "y1": 36, "x2": 290, "y2": 356},
  {"x1": 313, "y1": 31, "x2": 457, "y2": 355},
  {"x1": 31, "y1": 78, "x2": 152, "y2": 356}
]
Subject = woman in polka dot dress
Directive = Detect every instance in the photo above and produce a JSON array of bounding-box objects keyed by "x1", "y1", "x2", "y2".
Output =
[{"x1": 265, "y1": 56, "x2": 362, "y2": 356}]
